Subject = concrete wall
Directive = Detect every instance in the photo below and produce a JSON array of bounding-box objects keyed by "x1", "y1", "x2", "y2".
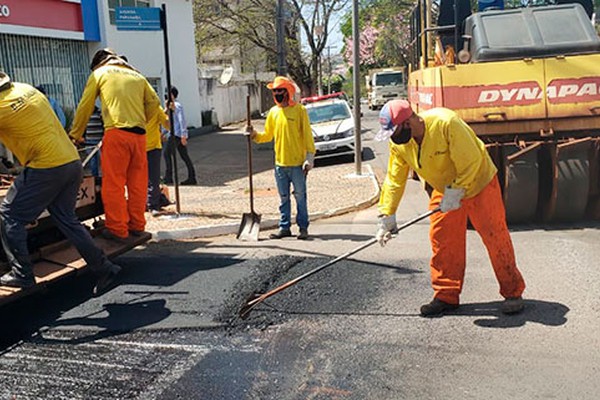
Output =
[
  {"x1": 198, "y1": 79, "x2": 274, "y2": 127},
  {"x1": 92, "y1": 0, "x2": 202, "y2": 127}
]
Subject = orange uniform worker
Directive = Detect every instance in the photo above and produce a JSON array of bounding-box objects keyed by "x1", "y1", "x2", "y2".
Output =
[
  {"x1": 69, "y1": 49, "x2": 160, "y2": 241},
  {"x1": 375, "y1": 100, "x2": 526, "y2": 317}
]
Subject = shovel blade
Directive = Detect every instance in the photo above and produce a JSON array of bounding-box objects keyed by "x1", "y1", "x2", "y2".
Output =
[{"x1": 237, "y1": 212, "x2": 261, "y2": 241}]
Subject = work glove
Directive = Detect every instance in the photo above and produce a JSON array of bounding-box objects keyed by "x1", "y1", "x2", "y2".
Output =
[
  {"x1": 303, "y1": 152, "x2": 315, "y2": 173},
  {"x1": 375, "y1": 214, "x2": 397, "y2": 247},
  {"x1": 440, "y1": 186, "x2": 465, "y2": 212}
]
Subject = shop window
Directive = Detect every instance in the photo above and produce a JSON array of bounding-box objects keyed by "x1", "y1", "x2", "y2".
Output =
[{"x1": 108, "y1": 0, "x2": 151, "y2": 25}]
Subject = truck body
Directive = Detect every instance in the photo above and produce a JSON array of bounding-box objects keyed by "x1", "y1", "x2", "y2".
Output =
[
  {"x1": 0, "y1": 145, "x2": 151, "y2": 305},
  {"x1": 365, "y1": 67, "x2": 407, "y2": 110},
  {"x1": 408, "y1": 2, "x2": 600, "y2": 223}
]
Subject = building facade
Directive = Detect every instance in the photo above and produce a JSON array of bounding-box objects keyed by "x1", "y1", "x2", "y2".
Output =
[{"x1": 0, "y1": 0, "x2": 202, "y2": 127}]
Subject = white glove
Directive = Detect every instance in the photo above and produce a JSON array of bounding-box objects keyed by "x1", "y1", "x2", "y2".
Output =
[
  {"x1": 440, "y1": 186, "x2": 465, "y2": 212},
  {"x1": 375, "y1": 214, "x2": 397, "y2": 247},
  {"x1": 303, "y1": 152, "x2": 315, "y2": 173}
]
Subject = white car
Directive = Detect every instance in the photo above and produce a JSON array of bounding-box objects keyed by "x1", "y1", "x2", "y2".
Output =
[{"x1": 303, "y1": 93, "x2": 356, "y2": 159}]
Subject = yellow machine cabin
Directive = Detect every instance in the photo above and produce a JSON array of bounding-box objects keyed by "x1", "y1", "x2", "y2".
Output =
[{"x1": 408, "y1": 2, "x2": 600, "y2": 223}]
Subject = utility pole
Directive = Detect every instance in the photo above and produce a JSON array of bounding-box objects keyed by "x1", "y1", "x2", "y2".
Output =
[
  {"x1": 351, "y1": 0, "x2": 362, "y2": 175},
  {"x1": 327, "y1": 45, "x2": 332, "y2": 94},
  {"x1": 276, "y1": 0, "x2": 287, "y2": 75}
]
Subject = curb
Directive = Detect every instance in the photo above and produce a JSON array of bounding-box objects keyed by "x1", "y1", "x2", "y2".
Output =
[{"x1": 152, "y1": 164, "x2": 381, "y2": 241}]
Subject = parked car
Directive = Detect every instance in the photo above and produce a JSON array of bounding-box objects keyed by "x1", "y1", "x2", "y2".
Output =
[{"x1": 302, "y1": 92, "x2": 357, "y2": 159}]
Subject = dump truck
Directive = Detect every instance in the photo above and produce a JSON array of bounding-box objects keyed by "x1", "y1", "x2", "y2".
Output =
[
  {"x1": 407, "y1": 1, "x2": 600, "y2": 223},
  {"x1": 366, "y1": 67, "x2": 407, "y2": 110}
]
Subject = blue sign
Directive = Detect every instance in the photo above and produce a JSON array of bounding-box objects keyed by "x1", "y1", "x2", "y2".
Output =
[
  {"x1": 115, "y1": 7, "x2": 161, "y2": 31},
  {"x1": 478, "y1": 0, "x2": 504, "y2": 11}
]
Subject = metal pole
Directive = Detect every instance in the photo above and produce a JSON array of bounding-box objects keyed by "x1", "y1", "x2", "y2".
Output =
[
  {"x1": 351, "y1": 0, "x2": 362, "y2": 175},
  {"x1": 327, "y1": 46, "x2": 331, "y2": 94},
  {"x1": 276, "y1": 0, "x2": 287, "y2": 75},
  {"x1": 454, "y1": 0, "x2": 459, "y2": 55},
  {"x1": 161, "y1": 4, "x2": 181, "y2": 214}
]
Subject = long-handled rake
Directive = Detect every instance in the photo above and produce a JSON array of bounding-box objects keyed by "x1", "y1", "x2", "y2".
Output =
[{"x1": 238, "y1": 207, "x2": 440, "y2": 319}]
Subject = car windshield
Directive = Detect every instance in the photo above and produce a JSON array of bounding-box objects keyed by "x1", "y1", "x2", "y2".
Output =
[
  {"x1": 374, "y1": 72, "x2": 403, "y2": 86},
  {"x1": 307, "y1": 103, "x2": 351, "y2": 124}
]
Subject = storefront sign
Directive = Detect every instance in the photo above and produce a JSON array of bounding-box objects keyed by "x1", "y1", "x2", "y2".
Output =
[
  {"x1": 115, "y1": 7, "x2": 161, "y2": 31},
  {"x1": 0, "y1": 5, "x2": 10, "y2": 18}
]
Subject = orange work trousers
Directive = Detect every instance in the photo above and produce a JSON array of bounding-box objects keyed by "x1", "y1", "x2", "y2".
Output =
[
  {"x1": 101, "y1": 128, "x2": 148, "y2": 238},
  {"x1": 428, "y1": 175, "x2": 525, "y2": 304}
]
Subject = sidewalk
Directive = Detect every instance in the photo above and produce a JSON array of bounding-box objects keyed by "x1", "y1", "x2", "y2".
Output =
[{"x1": 143, "y1": 120, "x2": 381, "y2": 240}]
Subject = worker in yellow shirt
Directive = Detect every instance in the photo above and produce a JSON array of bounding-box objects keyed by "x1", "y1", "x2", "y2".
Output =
[
  {"x1": 246, "y1": 76, "x2": 316, "y2": 240},
  {"x1": 0, "y1": 72, "x2": 120, "y2": 296},
  {"x1": 69, "y1": 49, "x2": 160, "y2": 241},
  {"x1": 376, "y1": 99, "x2": 526, "y2": 317},
  {"x1": 146, "y1": 105, "x2": 169, "y2": 215}
]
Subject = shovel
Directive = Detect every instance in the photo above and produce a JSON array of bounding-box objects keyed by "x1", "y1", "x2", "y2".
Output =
[
  {"x1": 82, "y1": 140, "x2": 102, "y2": 168},
  {"x1": 237, "y1": 94, "x2": 262, "y2": 241}
]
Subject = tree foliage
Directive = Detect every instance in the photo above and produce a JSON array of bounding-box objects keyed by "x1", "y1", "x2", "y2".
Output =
[
  {"x1": 340, "y1": 0, "x2": 413, "y2": 73},
  {"x1": 340, "y1": 0, "x2": 600, "y2": 72},
  {"x1": 194, "y1": 0, "x2": 349, "y2": 96}
]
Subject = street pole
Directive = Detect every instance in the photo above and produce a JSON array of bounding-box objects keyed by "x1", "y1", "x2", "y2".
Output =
[
  {"x1": 276, "y1": 0, "x2": 287, "y2": 75},
  {"x1": 161, "y1": 3, "x2": 181, "y2": 214},
  {"x1": 351, "y1": 0, "x2": 362, "y2": 175},
  {"x1": 327, "y1": 45, "x2": 331, "y2": 94}
]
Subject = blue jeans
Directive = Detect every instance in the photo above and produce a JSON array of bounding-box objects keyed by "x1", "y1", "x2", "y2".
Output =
[
  {"x1": 85, "y1": 139, "x2": 102, "y2": 177},
  {"x1": 274, "y1": 165, "x2": 309, "y2": 230}
]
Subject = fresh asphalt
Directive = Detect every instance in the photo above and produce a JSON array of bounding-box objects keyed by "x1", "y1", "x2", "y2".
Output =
[{"x1": 1, "y1": 109, "x2": 599, "y2": 399}]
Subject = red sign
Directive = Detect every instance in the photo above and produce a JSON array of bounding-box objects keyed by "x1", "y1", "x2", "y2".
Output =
[{"x1": 0, "y1": 0, "x2": 83, "y2": 32}]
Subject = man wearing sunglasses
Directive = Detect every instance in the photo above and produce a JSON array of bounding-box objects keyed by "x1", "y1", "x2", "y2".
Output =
[
  {"x1": 375, "y1": 99, "x2": 526, "y2": 317},
  {"x1": 246, "y1": 76, "x2": 315, "y2": 240}
]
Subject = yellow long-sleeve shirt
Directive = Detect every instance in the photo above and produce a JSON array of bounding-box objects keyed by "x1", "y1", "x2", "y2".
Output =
[
  {"x1": 0, "y1": 83, "x2": 79, "y2": 168},
  {"x1": 378, "y1": 107, "x2": 497, "y2": 216},
  {"x1": 69, "y1": 64, "x2": 160, "y2": 140},
  {"x1": 146, "y1": 107, "x2": 169, "y2": 151},
  {"x1": 253, "y1": 103, "x2": 316, "y2": 167}
]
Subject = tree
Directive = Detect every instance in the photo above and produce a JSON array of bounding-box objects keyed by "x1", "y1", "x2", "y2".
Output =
[
  {"x1": 340, "y1": 0, "x2": 412, "y2": 72},
  {"x1": 194, "y1": 0, "x2": 350, "y2": 96}
]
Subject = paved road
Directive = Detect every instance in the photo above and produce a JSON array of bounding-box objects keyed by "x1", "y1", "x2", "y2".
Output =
[{"x1": 1, "y1": 109, "x2": 599, "y2": 399}]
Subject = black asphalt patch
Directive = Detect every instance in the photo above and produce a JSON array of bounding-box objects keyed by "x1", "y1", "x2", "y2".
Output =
[{"x1": 219, "y1": 254, "x2": 390, "y2": 331}]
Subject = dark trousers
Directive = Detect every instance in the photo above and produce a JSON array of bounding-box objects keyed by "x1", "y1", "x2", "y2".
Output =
[
  {"x1": 0, "y1": 160, "x2": 107, "y2": 279},
  {"x1": 163, "y1": 136, "x2": 196, "y2": 182},
  {"x1": 147, "y1": 149, "x2": 162, "y2": 211}
]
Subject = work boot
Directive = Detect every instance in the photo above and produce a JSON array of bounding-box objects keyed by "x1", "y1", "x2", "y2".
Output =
[
  {"x1": 501, "y1": 296, "x2": 524, "y2": 315},
  {"x1": 128, "y1": 229, "x2": 145, "y2": 237},
  {"x1": 269, "y1": 228, "x2": 292, "y2": 239},
  {"x1": 297, "y1": 228, "x2": 309, "y2": 240},
  {"x1": 0, "y1": 270, "x2": 35, "y2": 289},
  {"x1": 420, "y1": 298, "x2": 459, "y2": 317},
  {"x1": 93, "y1": 261, "x2": 122, "y2": 297},
  {"x1": 101, "y1": 228, "x2": 129, "y2": 243}
]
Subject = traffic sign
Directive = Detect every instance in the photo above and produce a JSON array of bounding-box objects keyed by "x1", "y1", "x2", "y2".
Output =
[{"x1": 115, "y1": 7, "x2": 161, "y2": 31}]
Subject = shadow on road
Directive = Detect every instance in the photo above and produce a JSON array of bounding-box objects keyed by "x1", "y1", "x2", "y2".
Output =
[
  {"x1": 0, "y1": 243, "x2": 244, "y2": 351},
  {"x1": 249, "y1": 298, "x2": 568, "y2": 329},
  {"x1": 456, "y1": 299, "x2": 569, "y2": 328},
  {"x1": 34, "y1": 299, "x2": 171, "y2": 345}
]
